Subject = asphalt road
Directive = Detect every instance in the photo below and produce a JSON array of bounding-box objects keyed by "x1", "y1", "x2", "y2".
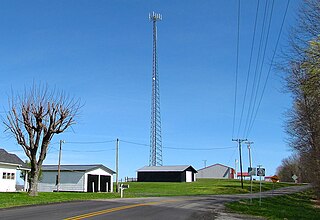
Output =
[{"x1": 0, "y1": 184, "x2": 310, "y2": 220}]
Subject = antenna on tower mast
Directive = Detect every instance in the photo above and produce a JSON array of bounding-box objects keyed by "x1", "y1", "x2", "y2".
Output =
[{"x1": 149, "y1": 11, "x2": 163, "y2": 166}]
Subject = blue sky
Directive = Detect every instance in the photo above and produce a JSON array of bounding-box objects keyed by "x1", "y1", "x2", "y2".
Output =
[{"x1": 0, "y1": 0, "x2": 300, "y2": 180}]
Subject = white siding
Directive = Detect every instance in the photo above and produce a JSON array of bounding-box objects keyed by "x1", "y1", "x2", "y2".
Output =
[
  {"x1": 197, "y1": 164, "x2": 233, "y2": 179},
  {"x1": 38, "y1": 171, "x2": 85, "y2": 192},
  {"x1": 85, "y1": 168, "x2": 114, "y2": 192},
  {"x1": 186, "y1": 171, "x2": 192, "y2": 182},
  {"x1": 0, "y1": 165, "x2": 17, "y2": 192},
  {"x1": 38, "y1": 167, "x2": 114, "y2": 192}
]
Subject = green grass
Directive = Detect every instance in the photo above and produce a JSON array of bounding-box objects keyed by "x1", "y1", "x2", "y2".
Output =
[
  {"x1": 122, "y1": 179, "x2": 293, "y2": 197},
  {"x1": 226, "y1": 190, "x2": 320, "y2": 220},
  {"x1": 0, "y1": 179, "x2": 294, "y2": 209},
  {"x1": 0, "y1": 192, "x2": 120, "y2": 209}
]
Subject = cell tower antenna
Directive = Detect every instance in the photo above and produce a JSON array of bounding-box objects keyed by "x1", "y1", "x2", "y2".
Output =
[{"x1": 149, "y1": 11, "x2": 163, "y2": 166}]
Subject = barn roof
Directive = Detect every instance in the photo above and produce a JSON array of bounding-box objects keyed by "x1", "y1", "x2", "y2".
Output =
[
  {"x1": 41, "y1": 164, "x2": 115, "y2": 174},
  {"x1": 197, "y1": 163, "x2": 234, "y2": 172},
  {"x1": 137, "y1": 165, "x2": 197, "y2": 173},
  {"x1": 0, "y1": 148, "x2": 30, "y2": 170}
]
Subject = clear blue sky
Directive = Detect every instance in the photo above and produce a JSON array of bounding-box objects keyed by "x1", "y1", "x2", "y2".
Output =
[{"x1": 0, "y1": 0, "x2": 300, "y2": 180}]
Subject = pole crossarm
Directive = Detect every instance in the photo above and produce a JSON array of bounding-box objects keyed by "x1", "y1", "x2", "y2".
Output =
[{"x1": 232, "y1": 138, "x2": 247, "y2": 189}]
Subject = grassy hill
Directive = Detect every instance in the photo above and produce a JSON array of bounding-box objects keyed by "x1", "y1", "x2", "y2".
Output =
[
  {"x1": 122, "y1": 179, "x2": 292, "y2": 197},
  {"x1": 0, "y1": 179, "x2": 293, "y2": 209}
]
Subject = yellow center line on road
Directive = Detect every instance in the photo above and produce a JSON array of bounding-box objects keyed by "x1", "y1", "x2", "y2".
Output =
[{"x1": 64, "y1": 200, "x2": 180, "y2": 220}]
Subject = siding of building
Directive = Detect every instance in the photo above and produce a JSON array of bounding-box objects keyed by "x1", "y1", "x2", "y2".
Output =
[
  {"x1": 38, "y1": 166, "x2": 114, "y2": 192},
  {"x1": 38, "y1": 171, "x2": 85, "y2": 192},
  {"x1": 0, "y1": 164, "x2": 17, "y2": 192},
  {"x1": 197, "y1": 164, "x2": 234, "y2": 179},
  {"x1": 137, "y1": 165, "x2": 197, "y2": 182}
]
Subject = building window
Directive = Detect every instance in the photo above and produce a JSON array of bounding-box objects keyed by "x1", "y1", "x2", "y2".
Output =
[{"x1": 2, "y1": 172, "x2": 15, "y2": 180}]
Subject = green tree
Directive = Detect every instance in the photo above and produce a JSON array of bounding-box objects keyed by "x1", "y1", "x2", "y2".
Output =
[{"x1": 282, "y1": 0, "x2": 320, "y2": 198}]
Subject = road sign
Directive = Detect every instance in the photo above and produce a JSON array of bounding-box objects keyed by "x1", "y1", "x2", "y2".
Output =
[
  {"x1": 292, "y1": 174, "x2": 298, "y2": 181},
  {"x1": 257, "y1": 168, "x2": 265, "y2": 176},
  {"x1": 270, "y1": 175, "x2": 279, "y2": 183},
  {"x1": 248, "y1": 167, "x2": 256, "y2": 176}
]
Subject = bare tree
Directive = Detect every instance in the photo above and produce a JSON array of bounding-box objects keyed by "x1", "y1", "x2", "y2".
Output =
[{"x1": 3, "y1": 85, "x2": 81, "y2": 196}]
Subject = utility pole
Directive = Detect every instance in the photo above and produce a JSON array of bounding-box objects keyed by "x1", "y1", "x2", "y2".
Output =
[
  {"x1": 115, "y1": 138, "x2": 119, "y2": 192},
  {"x1": 245, "y1": 141, "x2": 253, "y2": 168},
  {"x1": 57, "y1": 140, "x2": 64, "y2": 192},
  {"x1": 203, "y1": 160, "x2": 207, "y2": 168},
  {"x1": 245, "y1": 141, "x2": 254, "y2": 202},
  {"x1": 232, "y1": 138, "x2": 247, "y2": 189}
]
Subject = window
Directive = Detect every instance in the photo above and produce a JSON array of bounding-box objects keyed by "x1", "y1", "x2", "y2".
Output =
[{"x1": 1, "y1": 172, "x2": 15, "y2": 180}]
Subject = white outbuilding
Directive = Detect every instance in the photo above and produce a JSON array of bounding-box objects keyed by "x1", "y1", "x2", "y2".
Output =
[
  {"x1": 197, "y1": 163, "x2": 235, "y2": 179},
  {"x1": 0, "y1": 148, "x2": 30, "y2": 192},
  {"x1": 38, "y1": 164, "x2": 115, "y2": 192}
]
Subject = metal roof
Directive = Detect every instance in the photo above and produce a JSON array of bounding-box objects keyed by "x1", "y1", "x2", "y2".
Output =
[
  {"x1": 0, "y1": 148, "x2": 29, "y2": 169},
  {"x1": 197, "y1": 163, "x2": 234, "y2": 172},
  {"x1": 137, "y1": 165, "x2": 197, "y2": 173},
  {"x1": 41, "y1": 164, "x2": 115, "y2": 174}
]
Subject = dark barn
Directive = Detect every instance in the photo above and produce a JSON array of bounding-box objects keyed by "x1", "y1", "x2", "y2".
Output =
[{"x1": 137, "y1": 165, "x2": 197, "y2": 182}]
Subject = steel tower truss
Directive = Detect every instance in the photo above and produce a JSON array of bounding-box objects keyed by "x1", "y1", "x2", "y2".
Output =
[{"x1": 149, "y1": 12, "x2": 163, "y2": 166}]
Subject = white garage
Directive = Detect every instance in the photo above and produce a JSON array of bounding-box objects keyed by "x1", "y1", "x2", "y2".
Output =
[{"x1": 38, "y1": 164, "x2": 115, "y2": 192}]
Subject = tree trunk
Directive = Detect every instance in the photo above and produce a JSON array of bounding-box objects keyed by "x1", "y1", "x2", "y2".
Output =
[{"x1": 28, "y1": 169, "x2": 39, "y2": 196}]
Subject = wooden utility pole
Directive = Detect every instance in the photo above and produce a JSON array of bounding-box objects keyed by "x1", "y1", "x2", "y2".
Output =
[
  {"x1": 232, "y1": 138, "x2": 247, "y2": 189},
  {"x1": 57, "y1": 140, "x2": 64, "y2": 192},
  {"x1": 116, "y1": 138, "x2": 119, "y2": 192}
]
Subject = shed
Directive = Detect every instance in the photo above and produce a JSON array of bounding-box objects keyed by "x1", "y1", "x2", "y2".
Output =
[
  {"x1": 0, "y1": 148, "x2": 30, "y2": 192},
  {"x1": 197, "y1": 163, "x2": 235, "y2": 179},
  {"x1": 137, "y1": 165, "x2": 197, "y2": 182},
  {"x1": 38, "y1": 164, "x2": 115, "y2": 192}
]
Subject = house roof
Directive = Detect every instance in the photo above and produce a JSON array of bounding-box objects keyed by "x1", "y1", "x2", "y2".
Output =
[
  {"x1": 0, "y1": 148, "x2": 29, "y2": 170},
  {"x1": 41, "y1": 164, "x2": 116, "y2": 174},
  {"x1": 197, "y1": 163, "x2": 235, "y2": 172},
  {"x1": 137, "y1": 165, "x2": 197, "y2": 173}
]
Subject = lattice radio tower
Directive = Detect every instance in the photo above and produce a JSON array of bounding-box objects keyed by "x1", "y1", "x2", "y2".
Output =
[{"x1": 149, "y1": 11, "x2": 163, "y2": 166}]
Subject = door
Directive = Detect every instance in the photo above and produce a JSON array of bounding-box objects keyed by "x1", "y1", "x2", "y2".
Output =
[
  {"x1": 87, "y1": 174, "x2": 99, "y2": 192},
  {"x1": 100, "y1": 175, "x2": 111, "y2": 192}
]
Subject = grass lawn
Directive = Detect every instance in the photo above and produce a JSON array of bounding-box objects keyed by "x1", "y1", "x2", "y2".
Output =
[
  {"x1": 122, "y1": 179, "x2": 292, "y2": 197},
  {"x1": 0, "y1": 192, "x2": 120, "y2": 209},
  {"x1": 0, "y1": 179, "x2": 294, "y2": 209},
  {"x1": 226, "y1": 190, "x2": 320, "y2": 220}
]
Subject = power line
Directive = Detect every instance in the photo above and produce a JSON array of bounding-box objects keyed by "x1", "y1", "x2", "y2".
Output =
[
  {"x1": 246, "y1": 0, "x2": 275, "y2": 137},
  {"x1": 121, "y1": 139, "x2": 236, "y2": 151},
  {"x1": 164, "y1": 146, "x2": 237, "y2": 151},
  {"x1": 237, "y1": 0, "x2": 261, "y2": 137},
  {"x1": 232, "y1": 0, "x2": 241, "y2": 138},
  {"x1": 65, "y1": 140, "x2": 115, "y2": 144},
  {"x1": 243, "y1": 0, "x2": 269, "y2": 137},
  {"x1": 63, "y1": 149, "x2": 115, "y2": 153},
  {"x1": 247, "y1": 0, "x2": 291, "y2": 136}
]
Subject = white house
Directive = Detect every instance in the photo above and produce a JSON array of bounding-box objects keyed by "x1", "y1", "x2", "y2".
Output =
[
  {"x1": 38, "y1": 164, "x2": 115, "y2": 192},
  {"x1": 197, "y1": 163, "x2": 235, "y2": 179},
  {"x1": 0, "y1": 148, "x2": 30, "y2": 192}
]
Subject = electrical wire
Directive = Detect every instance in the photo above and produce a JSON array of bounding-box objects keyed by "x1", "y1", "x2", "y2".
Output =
[
  {"x1": 232, "y1": 0, "x2": 241, "y2": 138},
  {"x1": 164, "y1": 146, "x2": 237, "y2": 151},
  {"x1": 247, "y1": 0, "x2": 291, "y2": 136},
  {"x1": 237, "y1": 0, "x2": 261, "y2": 137},
  {"x1": 243, "y1": 0, "x2": 269, "y2": 137},
  {"x1": 65, "y1": 140, "x2": 115, "y2": 144},
  {"x1": 246, "y1": 0, "x2": 275, "y2": 137}
]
